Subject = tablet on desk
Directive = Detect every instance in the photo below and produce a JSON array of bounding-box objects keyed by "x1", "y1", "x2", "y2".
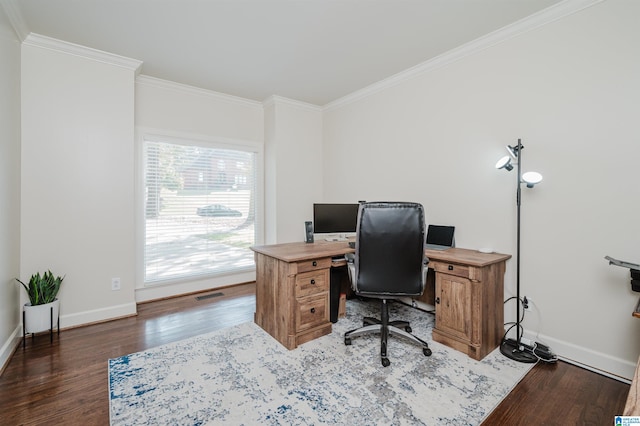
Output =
[{"x1": 425, "y1": 225, "x2": 455, "y2": 250}]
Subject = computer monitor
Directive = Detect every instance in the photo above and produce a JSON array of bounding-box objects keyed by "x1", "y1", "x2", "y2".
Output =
[{"x1": 313, "y1": 203, "x2": 359, "y2": 239}]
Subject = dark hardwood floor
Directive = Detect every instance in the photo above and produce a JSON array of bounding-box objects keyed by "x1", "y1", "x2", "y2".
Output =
[
  {"x1": 0, "y1": 282, "x2": 630, "y2": 425},
  {"x1": 482, "y1": 360, "x2": 629, "y2": 425}
]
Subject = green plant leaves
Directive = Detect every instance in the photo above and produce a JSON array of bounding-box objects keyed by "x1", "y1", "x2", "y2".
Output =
[{"x1": 15, "y1": 270, "x2": 64, "y2": 305}]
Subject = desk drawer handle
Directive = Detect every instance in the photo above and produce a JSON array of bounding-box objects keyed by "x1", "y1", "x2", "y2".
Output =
[
  {"x1": 310, "y1": 308, "x2": 316, "y2": 314},
  {"x1": 448, "y1": 265, "x2": 454, "y2": 271},
  {"x1": 310, "y1": 279, "x2": 316, "y2": 285},
  {"x1": 312, "y1": 261, "x2": 317, "y2": 266}
]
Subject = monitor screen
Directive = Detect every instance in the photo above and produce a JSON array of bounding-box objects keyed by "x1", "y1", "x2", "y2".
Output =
[{"x1": 313, "y1": 203, "x2": 359, "y2": 234}]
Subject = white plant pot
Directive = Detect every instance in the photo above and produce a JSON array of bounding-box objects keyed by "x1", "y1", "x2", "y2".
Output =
[{"x1": 24, "y1": 299, "x2": 59, "y2": 334}]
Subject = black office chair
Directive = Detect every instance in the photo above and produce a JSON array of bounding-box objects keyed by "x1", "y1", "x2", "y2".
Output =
[{"x1": 344, "y1": 202, "x2": 432, "y2": 367}]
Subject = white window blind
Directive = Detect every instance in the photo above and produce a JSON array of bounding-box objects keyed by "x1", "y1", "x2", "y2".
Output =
[{"x1": 144, "y1": 139, "x2": 257, "y2": 284}]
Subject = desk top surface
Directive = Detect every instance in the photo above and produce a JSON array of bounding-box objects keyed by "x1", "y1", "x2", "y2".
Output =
[
  {"x1": 251, "y1": 240, "x2": 353, "y2": 262},
  {"x1": 251, "y1": 241, "x2": 511, "y2": 266}
]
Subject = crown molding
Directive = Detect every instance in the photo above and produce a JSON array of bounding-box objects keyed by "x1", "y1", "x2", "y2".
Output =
[
  {"x1": 263, "y1": 95, "x2": 322, "y2": 112},
  {"x1": 23, "y1": 33, "x2": 142, "y2": 72},
  {"x1": 0, "y1": 0, "x2": 28, "y2": 40},
  {"x1": 136, "y1": 75, "x2": 263, "y2": 110},
  {"x1": 324, "y1": 0, "x2": 604, "y2": 111}
]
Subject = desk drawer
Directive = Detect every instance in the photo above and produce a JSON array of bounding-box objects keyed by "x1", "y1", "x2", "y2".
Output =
[
  {"x1": 296, "y1": 257, "x2": 331, "y2": 273},
  {"x1": 431, "y1": 261, "x2": 470, "y2": 279},
  {"x1": 295, "y1": 270, "x2": 329, "y2": 297},
  {"x1": 296, "y1": 293, "x2": 329, "y2": 331}
]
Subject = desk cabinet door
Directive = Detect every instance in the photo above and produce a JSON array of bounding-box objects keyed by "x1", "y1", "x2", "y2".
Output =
[{"x1": 435, "y1": 273, "x2": 471, "y2": 341}]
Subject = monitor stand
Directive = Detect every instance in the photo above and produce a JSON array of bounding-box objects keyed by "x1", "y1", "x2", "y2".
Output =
[{"x1": 322, "y1": 233, "x2": 348, "y2": 242}]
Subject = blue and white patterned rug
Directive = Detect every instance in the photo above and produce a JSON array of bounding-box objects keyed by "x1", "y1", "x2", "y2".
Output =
[{"x1": 109, "y1": 299, "x2": 533, "y2": 425}]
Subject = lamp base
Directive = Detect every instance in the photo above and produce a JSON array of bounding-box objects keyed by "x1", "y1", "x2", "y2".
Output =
[{"x1": 500, "y1": 338, "x2": 538, "y2": 363}]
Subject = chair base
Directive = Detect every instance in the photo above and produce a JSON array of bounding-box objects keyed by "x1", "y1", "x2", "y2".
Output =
[{"x1": 344, "y1": 300, "x2": 432, "y2": 367}]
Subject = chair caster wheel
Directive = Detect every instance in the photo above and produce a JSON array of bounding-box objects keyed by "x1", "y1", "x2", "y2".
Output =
[
  {"x1": 423, "y1": 347, "x2": 432, "y2": 356},
  {"x1": 405, "y1": 326, "x2": 412, "y2": 333},
  {"x1": 344, "y1": 337, "x2": 352, "y2": 346},
  {"x1": 381, "y1": 357, "x2": 390, "y2": 367}
]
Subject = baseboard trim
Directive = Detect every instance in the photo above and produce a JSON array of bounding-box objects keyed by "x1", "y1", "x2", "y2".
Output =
[
  {"x1": 522, "y1": 330, "x2": 636, "y2": 382},
  {"x1": 0, "y1": 324, "x2": 22, "y2": 375},
  {"x1": 559, "y1": 356, "x2": 632, "y2": 385},
  {"x1": 60, "y1": 303, "x2": 138, "y2": 329}
]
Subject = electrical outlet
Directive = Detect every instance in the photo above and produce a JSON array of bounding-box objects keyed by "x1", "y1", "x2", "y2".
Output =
[
  {"x1": 111, "y1": 277, "x2": 121, "y2": 291},
  {"x1": 523, "y1": 296, "x2": 532, "y2": 310}
]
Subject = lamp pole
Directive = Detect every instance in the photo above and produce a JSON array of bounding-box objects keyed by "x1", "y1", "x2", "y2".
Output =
[
  {"x1": 500, "y1": 138, "x2": 538, "y2": 363},
  {"x1": 515, "y1": 139, "x2": 526, "y2": 355}
]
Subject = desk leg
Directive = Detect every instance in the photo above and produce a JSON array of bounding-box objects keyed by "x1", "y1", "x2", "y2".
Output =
[{"x1": 330, "y1": 266, "x2": 346, "y2": 323}]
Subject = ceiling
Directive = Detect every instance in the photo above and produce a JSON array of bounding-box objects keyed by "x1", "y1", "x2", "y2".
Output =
[{"x1": 6, "y1": 0, "x2": 564, "y2": 106}]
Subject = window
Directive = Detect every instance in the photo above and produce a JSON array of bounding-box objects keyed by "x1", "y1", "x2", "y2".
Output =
[{"x1": 143, "y1": 138, "x2": 257, "y2": 284}]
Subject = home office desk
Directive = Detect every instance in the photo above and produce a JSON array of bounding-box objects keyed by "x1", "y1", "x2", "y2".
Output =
[{"x1": 251, "y1": 241, "x2": 510, "y2": 360}]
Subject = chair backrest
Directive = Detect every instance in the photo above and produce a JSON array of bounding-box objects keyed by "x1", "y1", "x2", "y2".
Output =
[{"x1": 352, "y1": 202, "x2": 427, "y2": 298}]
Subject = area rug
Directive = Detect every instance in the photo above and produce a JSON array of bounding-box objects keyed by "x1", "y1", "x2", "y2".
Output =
[{"x1": 109, "y1": 299, "x2": 533, "y2": 425}]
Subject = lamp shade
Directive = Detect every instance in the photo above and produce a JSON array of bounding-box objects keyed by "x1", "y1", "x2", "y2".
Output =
[
  {"x1": 495, "y1": 156, "x2": 513, "y2": 171},
  {"x1": 522, "y1": 171, "x2": 543, "y2": 187}
]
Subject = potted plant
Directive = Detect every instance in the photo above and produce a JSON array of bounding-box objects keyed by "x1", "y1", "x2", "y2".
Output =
[{"x1": 16, "y1": 270, "x2": 64, "y2": 334}]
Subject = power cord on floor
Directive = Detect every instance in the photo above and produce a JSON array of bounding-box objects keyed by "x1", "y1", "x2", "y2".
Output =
[{"x1": 502, "y1": 296, "x2": 557, "y2": 363}]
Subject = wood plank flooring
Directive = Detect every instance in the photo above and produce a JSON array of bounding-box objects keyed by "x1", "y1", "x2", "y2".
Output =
[
  {"x1": 483, "y1": 360, "x2": 629, "y2": 425},
  {"x1": 0, "y1": 282, "x2": 630, "y2": 425}
]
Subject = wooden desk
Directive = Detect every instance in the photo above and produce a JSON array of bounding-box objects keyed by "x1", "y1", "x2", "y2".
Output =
[
  {"x1": 251, "y1": 241, "x2": 510, "y2": 359},
  {"x1": 251, "y1": 241, "x2": 351, "y2": 350},
  {"x1": 426, "y1": 248, "x2": 511, "y2": 360}
]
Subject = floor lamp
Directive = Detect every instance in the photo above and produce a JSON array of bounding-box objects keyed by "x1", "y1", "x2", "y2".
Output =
[{"x1": 495, "y1": 138, "x2": 542, "y2": 363}]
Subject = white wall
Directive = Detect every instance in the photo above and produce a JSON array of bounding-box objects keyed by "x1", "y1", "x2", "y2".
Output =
[
  {"x1": 134, "y1": 76, "x2": 264, "y2": 301},
  {"x1": 263, "y1": 96, "x2": 324, "y2": 244},
  {"x1": 323, "y1": 0, "x2": 640, "y2": 379},
  {"x1": 20, "y1": 36, "x2": 140, "y2": 327},
  {"x1": 0, "y1": 6, "x2": 21, "y2": 371},
  {"x1": 136, "y1": 76, "x2": 264, "y2": 143}
]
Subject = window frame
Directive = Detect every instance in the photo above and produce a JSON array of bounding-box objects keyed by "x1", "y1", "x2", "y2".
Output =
[{"x1": 135, "y1": 128, "x2": 264, "y2": 288}]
